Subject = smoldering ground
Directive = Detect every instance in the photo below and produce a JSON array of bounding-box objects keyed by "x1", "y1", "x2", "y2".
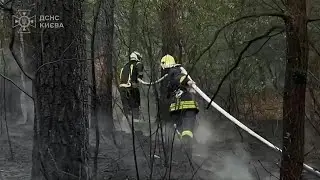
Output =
[
  {"x1": 193, "y1": 114, "x2": 257, "y2": 180},
  {"x1": 0, "y1": 68, "x2": 319, "y2": 179}
]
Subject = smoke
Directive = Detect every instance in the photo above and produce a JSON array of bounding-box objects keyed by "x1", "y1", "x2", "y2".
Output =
[
  {"x1": 1, "y1": 49, "x2": 34, "y2": 124},
  {"x1": 215, "y1": 145, "x2": 254, "y2": 180},
  {"x1": 112, "y1": 85, "x2": 132, "y2": 133},
  {"x1": 112, "y1": 82, "x2": 159, "y2": 136},
  {"x1": 194, "y1": 115, "x2": 256, "y2": 180},
  {"x1": 18, "y1": 78, "x2": 34, "y2": 124}
]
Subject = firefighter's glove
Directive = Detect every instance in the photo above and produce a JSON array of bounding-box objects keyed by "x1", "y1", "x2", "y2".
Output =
[
  {"x1": 187, "y1": 80, "x2": 195, "y2": 86},
  {"x1": 174, "y1": 89, "x2": 183, "y2": 98}
]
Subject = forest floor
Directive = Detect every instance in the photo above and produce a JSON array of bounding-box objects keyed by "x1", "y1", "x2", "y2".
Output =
[{"x1": 0, "y1": 123, "x2": 319, "y2": 180}]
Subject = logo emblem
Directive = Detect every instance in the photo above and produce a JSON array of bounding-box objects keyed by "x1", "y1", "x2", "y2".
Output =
[{"x1": 12, "y1": 10, "x2": 36, "y2": 33}]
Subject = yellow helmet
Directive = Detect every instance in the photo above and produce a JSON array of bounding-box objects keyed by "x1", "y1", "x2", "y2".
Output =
[{"x1": 160, "y1": 54, "x2": 176, "y2": 69}]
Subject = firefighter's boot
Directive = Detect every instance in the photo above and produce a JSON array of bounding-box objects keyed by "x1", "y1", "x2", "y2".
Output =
[{"x1": 180, "y1": 131, "x2": 194, "y2": 169}]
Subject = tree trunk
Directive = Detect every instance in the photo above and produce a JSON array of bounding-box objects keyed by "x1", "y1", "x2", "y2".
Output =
[
  {"x1": 159, "y1": 0, "x2": 180, "y2": 123},
  {"x1": 128, "y1": 0, "x2": 138, "y2": 56},
  {"x1": 280, "y1": 0, "x2": 308, "y2": 179},
  {"x1": 160, "y1": 0, "x2": 180, "y2": 61},
  {"x1": 90, "y1": 0, "x2": 103, "y2": 130},
  {"x1": 90, "y1": 0, "x2": 102, "y2": 178},
  {"x1": 99, "y1": 0, "x2": 115, "y2": 135},
  {"x1": 158, "y1": 0, "x2": 180, "y2": 167},
  {"x1": 18, "y1": 33, "x2": 29, "y2": 124},
  {"x1": 31, "y1": 0, "x2": 89, "y2": 179}
]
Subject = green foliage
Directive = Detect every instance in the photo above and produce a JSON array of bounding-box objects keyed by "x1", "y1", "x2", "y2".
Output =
[{"x1": 108, "y1": 0, "x2": 319, "y2": 103}]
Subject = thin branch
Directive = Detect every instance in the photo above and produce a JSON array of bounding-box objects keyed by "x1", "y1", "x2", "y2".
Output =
[
  {"x1": 304, "y1": 144, "x2": 316, "y2": 157},
  {"x1": 0, "y1": 72, "x2": 33, "y2": 99},
  {"x1": 206, "y1": 26, "x2": 284, "y2": 109},
  {"x1": 270, "y1": 0, "x2": 284, "y2": 12},
  {"x1": 252, "y1": 163, "x2": 261, "y2": 180},
  {"x1": 188, "y1": 13, "x2": 285, "y2": 75},
  {"x1": 258, "y1": 160, "x2": 280, "y2": 179},
  {"x1": 2, "y1": 59, "x2": 14, "y2": 160},
  {"x1": 308, "y1": 18, "x2": 320, "y2": 23},
  {"x1": 259, "y1": 0, "x2": 280, "y2": 12},
  {"x1": 0, "y1": 2, "x2": 12, "y2": 12},
  {"x1": 247, "y1": 30, "x2": 284, "y2": 58},
  {"x1": 308, "y1": 70, "x2": 320, "y2": 84},
  {"x1": 309, "y1": 40, "x2": 320, "y2": 57},
  {"x1": 34, "y1": 56, "x2": 104, "y2": 75}
]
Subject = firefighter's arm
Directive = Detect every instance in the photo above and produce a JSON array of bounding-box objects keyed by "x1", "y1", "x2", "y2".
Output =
[
  {"x1": 178, "y1": 74, "x2": 195, "y2": 86},
  {"x1": 136, "y1": 62, "x2": 144, "y2": 79}
]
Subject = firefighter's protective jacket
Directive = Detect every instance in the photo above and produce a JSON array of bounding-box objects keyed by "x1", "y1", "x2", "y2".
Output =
[
  {"x1": 166, "y1": 65, "x2": 199, "y2": 112},
  {"x1": 119, "y1": 60, "x2": 144, "y2": 88}
]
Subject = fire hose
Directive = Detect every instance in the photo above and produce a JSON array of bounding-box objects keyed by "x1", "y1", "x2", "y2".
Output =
[
  {"x1": 138, "y1": 74, "x2": 168, "y2": 85},
  {"x1": 191, "y1": 83, "x2": 320, "y2": 177},
  {"x1": 138, "y1": 71, "x2": 320, "y2": 177}
]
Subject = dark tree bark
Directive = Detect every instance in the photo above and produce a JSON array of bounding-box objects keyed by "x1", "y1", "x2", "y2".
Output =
[
  {"x1": 158, "y1": 0, "x2": 180, "y2": 167},
  {"x1": 128, "y1": 0, "x2": 139, "y2": 56},
  {"x1": 31, "y1": 0, "x2": 89, "y2": 179},
  {"x1": 90, "y1": 0, "x2": 102, "y2": 129},
  {"x1": 280, "y1": 0, "x2": 308, "y2": 179},
  {"x1": 99, "y1": 0, "x2": 115, "y2": 135},
  {"x1": 90, "y1": 0, "x2": 102, "y2": 178},
  {"x1": 159, "y1": 0, "x2": 181, "y2": 124},
  {"x1": 160, "y1": 0, "x2": 180, "y2": 61}
]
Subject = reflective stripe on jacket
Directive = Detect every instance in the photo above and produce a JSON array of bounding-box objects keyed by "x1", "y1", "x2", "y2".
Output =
[
  {"x1": 119, "y1": 61, "x2": 143, "y2": 88},
  {"x1": 166, "y1": 65, "x2": 199, "y2": 113},
  {"x1": 169, "y1": 100, "x2": 198, "y2": 111}
]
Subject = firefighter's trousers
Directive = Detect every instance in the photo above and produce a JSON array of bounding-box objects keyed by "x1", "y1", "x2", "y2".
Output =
[
  {"x1": 170, "y1": 109, "x2": 197, "y2": 139},
  {"x1": 119, "y1": 87, "x2": 140, "y2": 119}
]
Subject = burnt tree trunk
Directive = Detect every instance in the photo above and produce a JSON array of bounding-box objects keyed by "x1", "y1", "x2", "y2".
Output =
[
  {"x1": 31, "y1": 0, "x2": 89, "y2": 179},
  {"x1": 280, "y1": 0, "x2": 308, "y2": 179}
]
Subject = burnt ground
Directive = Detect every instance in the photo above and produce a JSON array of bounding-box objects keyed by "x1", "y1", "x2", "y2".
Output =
[{"x1": 0, "y1": 123, "x2": 319, "y2": 180}]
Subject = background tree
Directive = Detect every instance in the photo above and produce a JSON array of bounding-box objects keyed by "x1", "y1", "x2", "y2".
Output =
[
  {"x1": 0, "y1": 0, "x2": 320, "y2": 179},
  {"x1": 98, "y1": 0, "x2": 115, "y2": 137},
  {"x1": 30, "y1": 0, "x2": 89, "y2": 179},
  {"x1": 280, "y1": 0, "x2": 309, "y2": 179}
]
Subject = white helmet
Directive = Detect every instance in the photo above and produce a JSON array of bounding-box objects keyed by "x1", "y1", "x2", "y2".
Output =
[{"x1": 130, "y1": 51, "x2": 142, "y2": 61}]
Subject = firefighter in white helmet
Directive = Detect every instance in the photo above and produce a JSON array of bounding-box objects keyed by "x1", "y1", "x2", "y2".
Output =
[
  {"x1": 160, "y1": 54, "x2": 198, "y2": 156},
  {"x1": 119, "y1": 51, "x2": 144, "y2": 120}
]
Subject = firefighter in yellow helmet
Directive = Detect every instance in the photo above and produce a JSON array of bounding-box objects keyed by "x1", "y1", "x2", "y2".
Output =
[
  {"x1": 160, "y1": 54, "x2": 199, "y2": 156},
  {"x1": 119, "y1": 51, "x2": 144, "y2": 120}
]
